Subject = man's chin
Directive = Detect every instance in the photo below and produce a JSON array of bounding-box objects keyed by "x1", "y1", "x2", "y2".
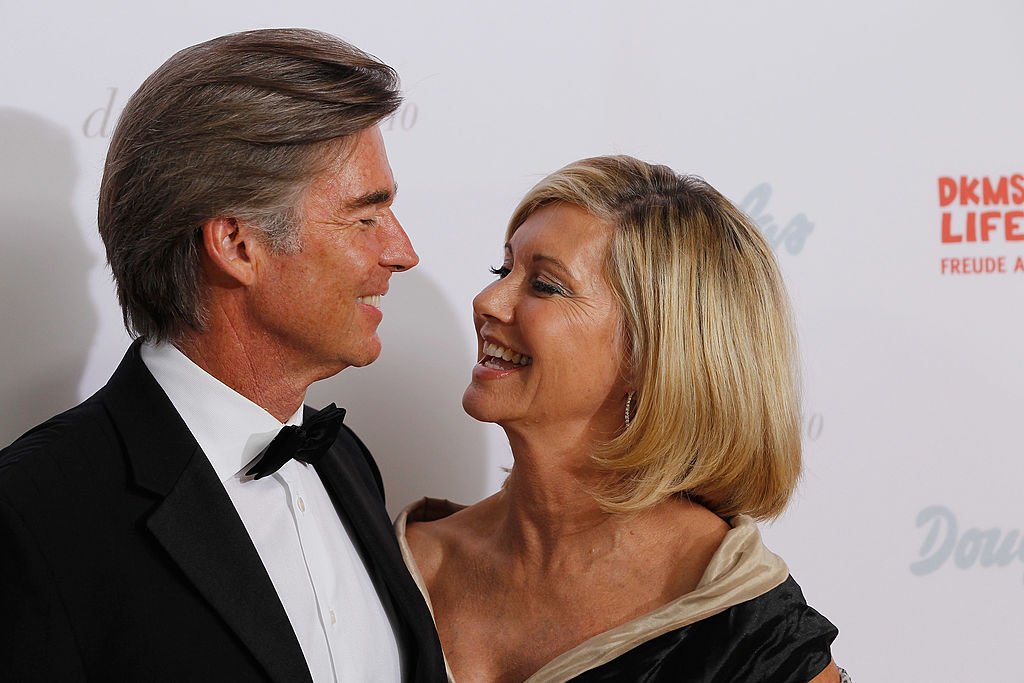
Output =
[
  {"x1": 345, "y1": 337, "x2": 382, "y2": 369},
  {"x1": 308, "y1": 340, "x2": 381, "y2": 381}
]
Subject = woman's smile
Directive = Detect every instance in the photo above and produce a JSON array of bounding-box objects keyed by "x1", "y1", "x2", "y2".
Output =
[{"x1": 462, "y1": 203, "x2": 628, "y2": 429}]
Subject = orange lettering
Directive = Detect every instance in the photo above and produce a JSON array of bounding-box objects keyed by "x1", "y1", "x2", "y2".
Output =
[
  {"x1": 982, "y1": 177, "x2": 1009, "y2": 204},
  {"x1": 941, "y1": 212, "x2": 962, "y2": 243},
  {"x1": 959, "y1": 176, "x2": 980, "y2": 205},
  {"x1": 1011, "y1": 174, "x2": 1024, "y2": 204},
  {"x1": 1006, "y1": 211, "x2": 1024, "y2": 241},
  {"x1": 980, "y1": 211, "x2": 1000, "y2": 241},
  {"x1": 938, "y1": 177, "x2": 958, "y2": 206}
]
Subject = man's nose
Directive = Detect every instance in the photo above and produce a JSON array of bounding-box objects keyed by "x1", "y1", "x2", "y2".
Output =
[{"x1": 381, "y1": 212, "x2": 418, "y2": 271}]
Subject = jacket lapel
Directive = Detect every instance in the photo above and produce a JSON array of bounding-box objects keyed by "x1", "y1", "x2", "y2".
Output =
[
  {"x1": 145, "y1": 452, "x2": 313, "y2": 683},
  {"x1": 314, "y1": 429, "x2": 445, "y2": 682},
  {"x1": 102, "y1": 342, "x2": 313, "y2": 683}
]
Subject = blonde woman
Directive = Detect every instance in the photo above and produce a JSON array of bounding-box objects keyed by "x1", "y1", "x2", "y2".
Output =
[{"x1": 400, "y1": 156, "x2": 847, "y2": 682}]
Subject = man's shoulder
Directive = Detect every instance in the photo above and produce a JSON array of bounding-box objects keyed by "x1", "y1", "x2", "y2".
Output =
[
  {"x1": 0, "y1": 391, "x2": 120, "y2": 505},
  {"x1": 334, "y1": 421, "x2": 385, "y2": 499}
]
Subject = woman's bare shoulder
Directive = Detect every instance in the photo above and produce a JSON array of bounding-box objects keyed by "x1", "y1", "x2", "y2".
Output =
[
  {"x1": 809, "y1": 660, "x2": 844, "y2": 682},
  {"x1": 403, "y1": 495, "x2": 500, "y2": 584},
  {"x1": 644, "y1": 497, "x2": 731, "y2": 596},
  {"x1": 403, "y1": 518, "x2": 444, "y2": 583}
]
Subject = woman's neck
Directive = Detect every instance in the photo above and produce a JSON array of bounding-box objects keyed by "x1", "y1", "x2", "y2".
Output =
[{"x1": 490, "y1": 426, "x2": 643, "y2": 571}]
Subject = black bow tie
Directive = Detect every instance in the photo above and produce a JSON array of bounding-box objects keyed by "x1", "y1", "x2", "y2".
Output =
[{"x1": 245, "y1": 403, "x2": 346, "y2": 480}]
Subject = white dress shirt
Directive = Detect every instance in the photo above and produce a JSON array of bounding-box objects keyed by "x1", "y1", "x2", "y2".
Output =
[{"x1": 141, "y1": 342, "x2": 402, "y2": 683}]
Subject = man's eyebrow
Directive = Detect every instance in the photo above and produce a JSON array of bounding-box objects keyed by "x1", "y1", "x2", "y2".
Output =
[{"x1": 343, "y1": 184, "x2": 398, "y2": 210}]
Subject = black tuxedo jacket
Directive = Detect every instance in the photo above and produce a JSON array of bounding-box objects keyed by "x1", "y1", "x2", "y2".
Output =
[{"x1": 0, "y1": 342, "x2": 446, "y2": 682}]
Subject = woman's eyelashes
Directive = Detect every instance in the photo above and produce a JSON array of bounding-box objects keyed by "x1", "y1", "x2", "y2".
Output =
[
  {"x1": 489, "y1": 265, "x2": 566, "y2": 296},
  {"x1": 531, "y1": 279, "x2": 564, "y2": 296}
]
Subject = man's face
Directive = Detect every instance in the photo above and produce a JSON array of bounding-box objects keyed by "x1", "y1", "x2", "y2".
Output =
[{"x1": 250, "y1": 126, "x2": 417, "y2": 380}]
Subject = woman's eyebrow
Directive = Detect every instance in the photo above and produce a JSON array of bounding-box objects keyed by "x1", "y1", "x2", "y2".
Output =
[{"x1": 532, "y1": 253, "x2": 574, "y2": 277}]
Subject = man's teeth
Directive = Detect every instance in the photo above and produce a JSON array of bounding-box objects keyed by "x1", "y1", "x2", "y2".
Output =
[
  {"x1": 356, "y1": 295, "x2": 382, "y2": 307},
  {"x1": 482, "y1": 341, "x2": 532, "y2": 366}
]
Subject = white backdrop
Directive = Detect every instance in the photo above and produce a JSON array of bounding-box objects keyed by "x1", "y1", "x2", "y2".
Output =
[{"x1": 3, "y1": 2, "x2": 1023, "y2": 680}]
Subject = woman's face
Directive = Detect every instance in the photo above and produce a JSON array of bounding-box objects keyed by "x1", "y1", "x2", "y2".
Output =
[{"x1": 462, "y1": 203, "x2": 630, "y2": 437}]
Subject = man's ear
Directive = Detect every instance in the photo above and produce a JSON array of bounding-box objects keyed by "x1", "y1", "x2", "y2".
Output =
[{"x1": 199, "y1": 217, "x2": 261, "y2": 286}]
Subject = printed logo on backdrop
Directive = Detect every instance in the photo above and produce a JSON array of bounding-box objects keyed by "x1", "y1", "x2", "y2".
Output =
[
  {"x1": 84, "y1": 87, "x2": 419, "y2": 138},
  {"x1": 937, "y1": 174, "x2": 1024, "y2": 276},
  {"x1": 737, "y1": 183, "x2": 814, "y2": 256},
  {"x1": 911, "y1": 505, "x2": 1024, "y2": 579}
]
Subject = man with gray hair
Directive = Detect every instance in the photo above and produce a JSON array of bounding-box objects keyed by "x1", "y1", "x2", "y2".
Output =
[{"x1": 0, "y1": 29, "x2": 445, "y2": 682}]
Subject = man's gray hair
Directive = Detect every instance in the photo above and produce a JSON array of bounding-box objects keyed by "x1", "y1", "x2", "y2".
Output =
[{"x1": 98, "y1": 28, "x2": 401, "y2": 342}]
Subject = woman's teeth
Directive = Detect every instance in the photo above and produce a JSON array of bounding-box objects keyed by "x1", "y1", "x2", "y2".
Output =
[
  {"x1": 482, "y1": 341, "x2": 532, "y2": 367},
  {"x1": 356, "y1": 295, "x2": 382, "y2": 308}
]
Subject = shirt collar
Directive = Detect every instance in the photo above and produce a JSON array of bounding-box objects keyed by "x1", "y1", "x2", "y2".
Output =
[{"x1": 140, "y1": 341, "x2": 304, "y2": 483}]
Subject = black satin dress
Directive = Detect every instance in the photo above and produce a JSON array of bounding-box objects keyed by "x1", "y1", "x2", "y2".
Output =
[
  {"x1": 397, "y1": 499, "x2": 842, "y2": 683},
  {"x1": 570, "y1": 576, "x2": 837, "y2": 682}
]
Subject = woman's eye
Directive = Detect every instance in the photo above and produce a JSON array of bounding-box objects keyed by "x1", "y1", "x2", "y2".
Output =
[
  {"x1": 489, "y1": 265, "x2": 511, "y2": 278},
  {"x1": 531, "y1": 279, "x2": 564, "y2": 296}
]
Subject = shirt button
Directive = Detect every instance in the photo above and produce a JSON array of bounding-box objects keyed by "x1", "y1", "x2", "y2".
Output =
[
  {"x1": 297, "y1": 496, "x2": 306, "y2": 513},
  {"x1": 329, "y1": 609, "x2": 337, "y2": 625}
]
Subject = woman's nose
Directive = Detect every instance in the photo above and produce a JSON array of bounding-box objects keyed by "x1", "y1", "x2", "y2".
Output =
[{"x1": 472, "y1": 276, "x2": 514, "y2": 323}]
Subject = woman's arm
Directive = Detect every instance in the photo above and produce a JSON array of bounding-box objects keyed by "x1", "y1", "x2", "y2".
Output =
[{"x1": 809, "y1": 660, "x2": 847, "y2": 682}]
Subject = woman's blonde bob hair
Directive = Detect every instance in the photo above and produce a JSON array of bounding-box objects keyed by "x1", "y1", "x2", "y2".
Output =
[{"x1": 507, "y1": 156, "x2": 801, "y2": 520}]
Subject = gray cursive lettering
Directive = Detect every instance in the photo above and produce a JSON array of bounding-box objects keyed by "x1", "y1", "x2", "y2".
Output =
[
  {"x1": 737, "y1": 183, "x2": 814, "y2": 255},
  {"x1": 911, "y1": 505, "x2": 957, "y2": 575},
  {"x1": 911, "y1": 505, "x2": 1024, "y2": 578}
]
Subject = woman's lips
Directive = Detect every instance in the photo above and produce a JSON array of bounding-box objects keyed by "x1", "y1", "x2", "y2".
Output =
[
  {"x1": 481, "y1": 341, "x2": 532, "y2": 367},
  {"x1": 481, "y1": 356, "x2": 520, "y2": 371},
  {"x1": 472, "y1": 354, "x2": 529, "y2": 379}
]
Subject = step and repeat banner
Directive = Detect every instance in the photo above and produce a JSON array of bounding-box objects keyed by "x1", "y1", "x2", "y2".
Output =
[{"x1": 2, "y1": 2, "x2": 1021, "y2": 679}]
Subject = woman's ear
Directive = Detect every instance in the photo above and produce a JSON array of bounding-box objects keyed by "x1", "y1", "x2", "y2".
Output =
[{"x1": 199, "y1": 217, "x2": 260, "y2": 286}]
